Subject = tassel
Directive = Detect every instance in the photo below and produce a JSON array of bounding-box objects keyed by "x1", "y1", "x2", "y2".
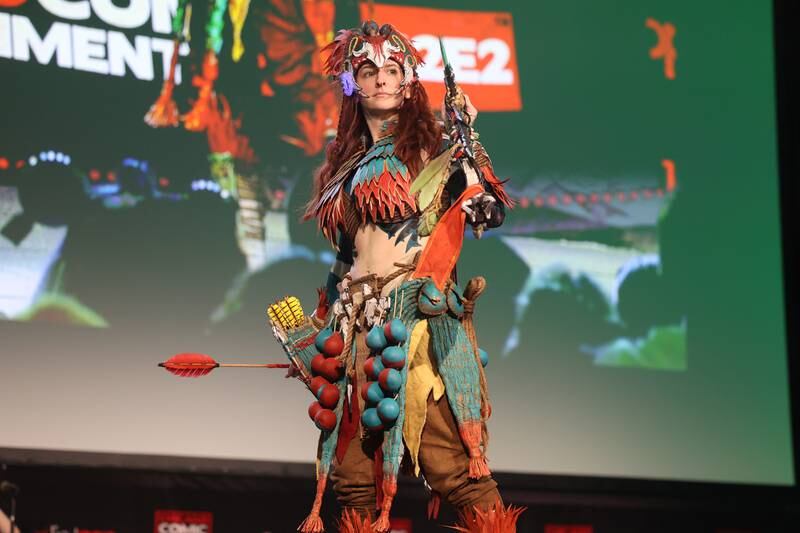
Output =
[
  {"x1": 183, "y1": 51, "x2": 219, "y2": 132},
  {"x1": 469, "y1": 456, "x2": 491, "y2": 479},
  {"x1": 451, "y1": 500, "x2": 526, "y2": 533},
  {"x1": 458, "y1": 421, "x2": 491, "y2": 479},
  {"x1": 338, "y1": 509, "x2": 375, "y2": 533},
  {"x1": 228, "y1": 0, "x2": 250, "y2": 62},
  {"x1": 144, "y1": 40, "x2": 181, "y2": 128},
  {"x1": 463, "y1": 277, "x2": 492, "y2": 443},
  {"x1": 372, "y1": 476, "x2": 397, "y2": 533},
  {"x1": 297, "y1": 475, "x2": 327, "y2": 533},
  {"x1": 144, "y1": 79, "x2": 179, "y2": 128},
  {"x1": 427, "y1": 491, "x2": 441, "y2": 520}
]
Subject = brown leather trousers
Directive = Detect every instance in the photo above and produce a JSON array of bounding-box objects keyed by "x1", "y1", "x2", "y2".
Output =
[
  {"x1": 329, "y1": 275, "x2": 499, "y2": 518},
  {"x1": 330, "y1": 390, "x2": 500, "y2": 517}
]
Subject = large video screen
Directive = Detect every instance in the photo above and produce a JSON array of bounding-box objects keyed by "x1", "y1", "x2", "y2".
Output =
[{"x1": 0, "y1": 0, "x2": 794, "y2": 485}]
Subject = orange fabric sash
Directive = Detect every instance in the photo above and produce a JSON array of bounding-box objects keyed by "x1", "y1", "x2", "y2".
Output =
[{"x1": 412, "y1": 183, "x2": 484, "y2": 289}]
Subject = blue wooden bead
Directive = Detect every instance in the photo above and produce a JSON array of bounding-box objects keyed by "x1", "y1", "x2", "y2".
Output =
[
  {"x1": 364, "y1": 356, "x2": 385, "y2": 381},
  {"x1": 381, "y1": 346, "x2": 406, "y2": 369},
  {"x1": 366, "y1": 325, "x2": 388, "y2": 352},
  {"x1": 479, "y1": 348, "x2": 489, "y2": 368},
  {"x1": 377, "y1": 398, "x2": 400, "y2": 424},
  {"x1": 378, "y1": 368, "x2": 402, "y2": 394},
  {"x1": 383, "y1": 318, "x2": 408, "y2": 344},
  {"x1": 314, "y1": 328, "x2": 333, "y2": 352},
  {"x1": 366, "y1": 382, "x2": 385, "y2": 405},
  {"x1": 361, "y1": 408, "x2": 384, "y2": 431}
]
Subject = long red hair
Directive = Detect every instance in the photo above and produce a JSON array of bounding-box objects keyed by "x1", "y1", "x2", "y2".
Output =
[{"x1": 303, "y1": 80, "x2": 442, "y2": 222}]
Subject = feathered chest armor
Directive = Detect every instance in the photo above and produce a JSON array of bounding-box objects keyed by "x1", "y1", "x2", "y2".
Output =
[{"x1": 347, "y1": 135, "x2": 417, "y2": 224}]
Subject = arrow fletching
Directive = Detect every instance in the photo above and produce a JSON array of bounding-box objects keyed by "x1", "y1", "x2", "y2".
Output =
[{"x1": 159, "y1": 352, "x2": 219, "y2": 378}]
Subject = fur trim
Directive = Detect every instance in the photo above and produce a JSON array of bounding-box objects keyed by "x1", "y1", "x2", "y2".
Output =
[
  {"x1": 297, "y1": 476, "x2": 327, "y2": 532},
  {"x1": 450, "y1": 501, "x2": 526, "y2": 532},
  {"x1": 372, "y1": 476, "x2": 398, "y2": 533},
  {"x1": 338, "y1": 508, "x2": 375, "y2": 533}
]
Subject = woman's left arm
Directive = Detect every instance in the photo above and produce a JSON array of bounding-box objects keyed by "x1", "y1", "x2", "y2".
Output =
[{"x1": 458, "y1": 94, "x2": 512, "y2": 230}]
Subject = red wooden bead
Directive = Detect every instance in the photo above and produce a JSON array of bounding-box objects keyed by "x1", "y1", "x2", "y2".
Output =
[
  {"x1": 360, "y1": 381, "x2": 372, "y2": 402},
  {"x1": 317, "y1": 384, "x2": 341, "y2": 409},
  {"x1": 363, "y1": 356, "x2": 384, "y2": 380},
  {"x1": 320, "y1": 358, "x2": 344, "y2": 382},
  {"x1": 310, "y1": 353, "x2": 326, "y2": 376},
  {"x1": 322, "y1": 332, "x2": 344, "y2": 357},
  {"x1": 309, "y1": 376, "x2": 330, "y2": 396},
  {"x1": 314, "y1": 409, "x2": 336, "y2": 431},
  {"x1": 308, "y1": 401, "x2": 323, "y2": 421}
]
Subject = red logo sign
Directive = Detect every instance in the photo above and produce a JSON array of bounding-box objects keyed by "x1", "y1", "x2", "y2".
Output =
[
  {"x1": 389, "y1": 517, "x2": 412, "y2": 532},
  {"x1": 360, "y1": 3, "x2": 522, "y2": 112},
  {"x1": 33, "y1": 524, "x2": 114, "y2": 533},
  {"x1": 154, "y1": 510, "x2": 213, "y2": 533}
]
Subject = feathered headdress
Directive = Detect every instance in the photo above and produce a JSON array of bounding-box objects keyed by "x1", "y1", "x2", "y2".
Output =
[{"x1": 323, "y1": 20, "x2": 424, "y2": 97}]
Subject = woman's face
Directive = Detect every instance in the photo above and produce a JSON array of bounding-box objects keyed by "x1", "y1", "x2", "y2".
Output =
[{"x1": 356, "y1": 60, "x2": 409, "y2": 114}]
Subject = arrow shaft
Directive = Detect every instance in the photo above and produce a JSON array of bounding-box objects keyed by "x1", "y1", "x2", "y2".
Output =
[{"x1": 219, "y1": 363, "x2": 290, "y2": 368}]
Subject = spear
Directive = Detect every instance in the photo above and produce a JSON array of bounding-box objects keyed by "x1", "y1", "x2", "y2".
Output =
[{"x1": 439, "y1": 36, "x2": 477, "y2": 163}]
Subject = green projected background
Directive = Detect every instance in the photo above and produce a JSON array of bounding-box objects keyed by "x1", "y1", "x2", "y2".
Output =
[{"x1": 0, "y1": 0, "x2": 794, "y2": 485}]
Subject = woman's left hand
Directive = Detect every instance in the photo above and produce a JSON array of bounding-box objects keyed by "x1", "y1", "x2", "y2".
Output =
[
  {"x1": 463, "y1": 92, "x2": 478, "y2": 124},
  {"x1": 440, "y1": 91, "x2": 479, "y2": 124}
]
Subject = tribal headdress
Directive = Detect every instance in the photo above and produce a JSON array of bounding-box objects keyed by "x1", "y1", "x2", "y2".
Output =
[{"x1": 323, "y1": 20, "x2": 424, "y2": 97}]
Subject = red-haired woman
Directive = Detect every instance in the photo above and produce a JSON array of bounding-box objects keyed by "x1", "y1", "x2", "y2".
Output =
[{"x1": 295, "y1": 20, "x2": 516, "y2": 533}]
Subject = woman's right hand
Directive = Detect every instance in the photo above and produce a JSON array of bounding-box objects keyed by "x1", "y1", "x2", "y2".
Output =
[{"x1": 285, "y1": 362, "x2": 302, "y2": 379}]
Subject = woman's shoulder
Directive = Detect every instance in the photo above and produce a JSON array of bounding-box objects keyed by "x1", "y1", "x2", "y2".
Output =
[{"x1": 418, "y1": 128, "x2": 454, "y2": 166}]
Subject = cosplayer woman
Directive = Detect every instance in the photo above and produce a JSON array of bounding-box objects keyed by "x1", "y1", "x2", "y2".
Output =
[{"x1": 270, "y1": 20, "x2": 515, "y2": 532}]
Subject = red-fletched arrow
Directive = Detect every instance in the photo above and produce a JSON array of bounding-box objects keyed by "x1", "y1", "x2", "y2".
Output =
[{"x1": 159, "y1": 353, "x2": 290, "y2": 378}]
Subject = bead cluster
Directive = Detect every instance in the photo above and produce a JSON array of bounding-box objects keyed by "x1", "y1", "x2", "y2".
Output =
[
  {"x1": 360, "y1": 319, "x2": 408, "y2": 431},
  {"x1": 306, "y1": 328, "x2": 345, "y2": 431}
]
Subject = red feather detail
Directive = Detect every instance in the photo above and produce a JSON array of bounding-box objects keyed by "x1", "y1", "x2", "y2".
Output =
[
  {"x1": 316, "y1": 287, "x2": 330, "y2": 321},
  {"x1": 323, "y1": 27, "x2": 424, "y2": 77},
  {"x1": 317, "y1": 193, "x2": 342, "y2": 244},
  {"x1": 480, "y1": 164, "x2": 515, "y2": 208},
  {"x1": 352, "y1": 164, "x2": 416, "y2": 224},
  {"x1": 160, "y1": 353, "x2": 219, "y2": 378}
]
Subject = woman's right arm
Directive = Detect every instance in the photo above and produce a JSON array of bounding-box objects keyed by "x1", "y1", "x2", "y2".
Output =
[{"x1": 325, "y1": 231, "x2": 354, "y2": 305}]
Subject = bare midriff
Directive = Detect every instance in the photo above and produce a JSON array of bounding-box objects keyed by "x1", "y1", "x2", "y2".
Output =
[{"x1": 349, "y1": 223, "x2": 429, "y2": 296}]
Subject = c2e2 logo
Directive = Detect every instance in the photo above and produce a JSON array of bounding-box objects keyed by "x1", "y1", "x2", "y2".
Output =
[{"x1": 360, "y1": 3, "x2": 522, "y2": 112}]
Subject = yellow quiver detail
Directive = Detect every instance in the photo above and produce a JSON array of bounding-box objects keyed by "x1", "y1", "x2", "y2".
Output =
[{"x1": 267, "y1": 296, "x2": 305, "y2": 330}]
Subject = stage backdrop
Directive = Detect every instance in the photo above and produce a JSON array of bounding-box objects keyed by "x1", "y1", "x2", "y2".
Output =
[{"x1": 0, "y1": 0, "x2": 794, "y2": 486}]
